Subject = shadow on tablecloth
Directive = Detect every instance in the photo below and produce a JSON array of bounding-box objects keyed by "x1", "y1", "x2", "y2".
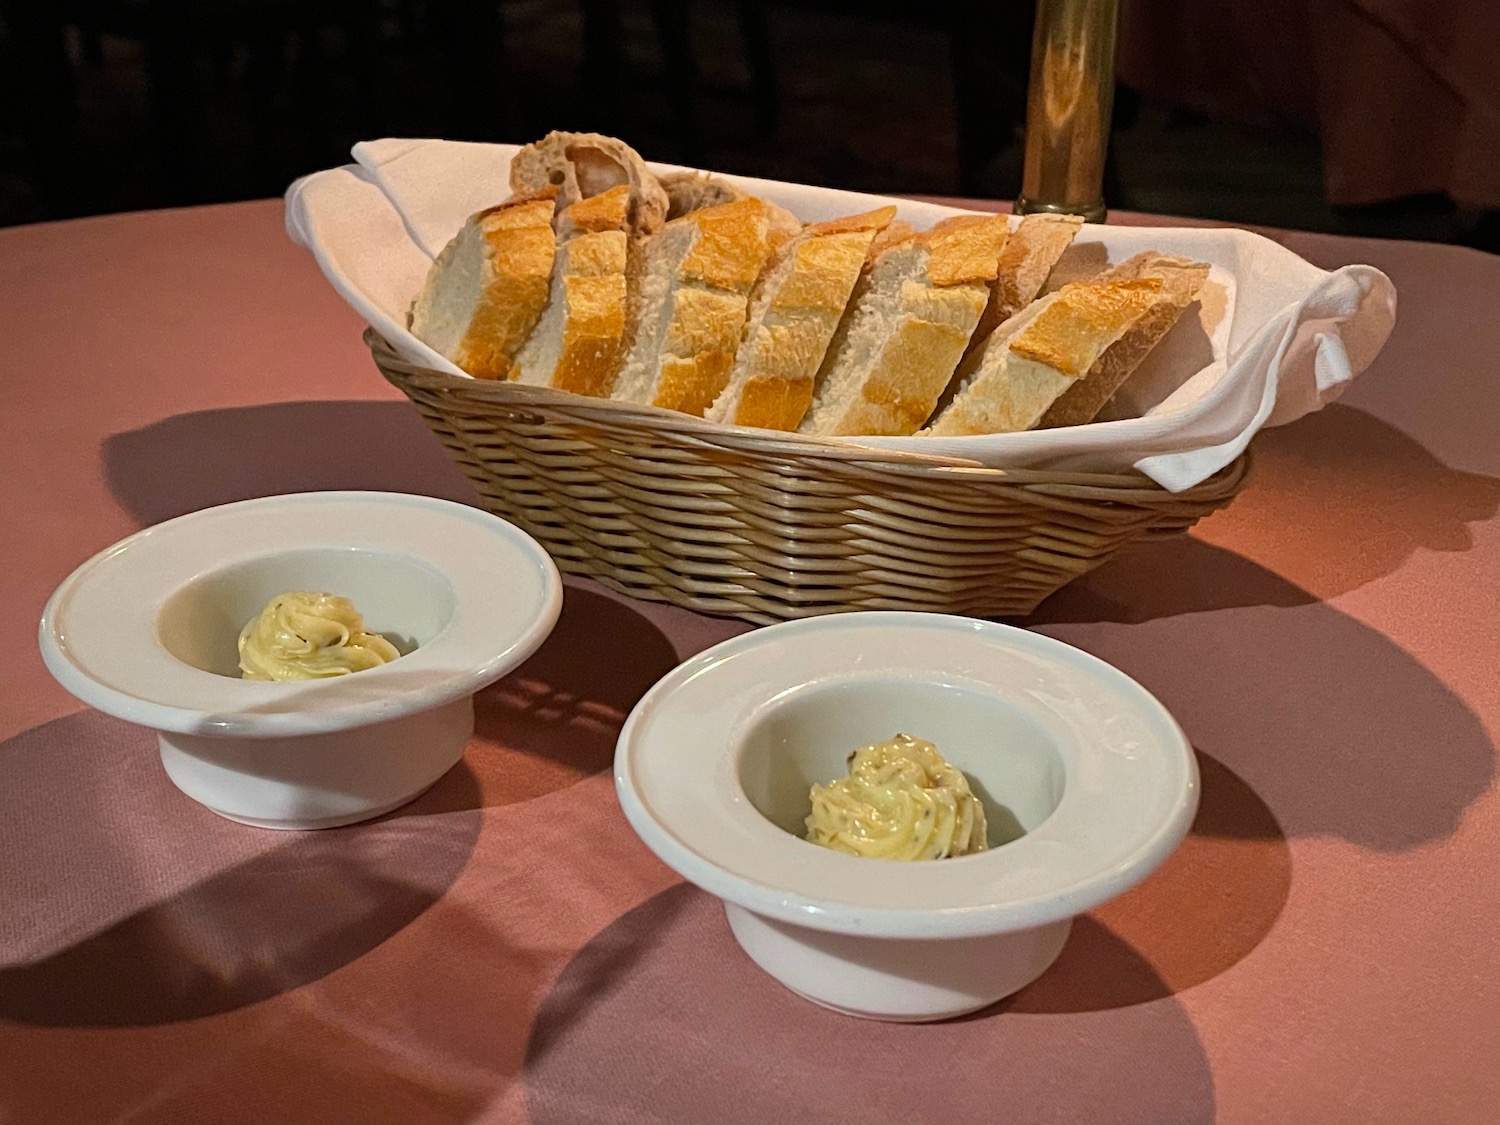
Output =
[
  {"x1": 523, "y1": 882, "x2": 1219, "y2": 1125},
  {"x1": 0, "y1": 585, "x2": 679, "y2": 1030},
  {"x1": 518, "y1": 749, "x2": 1282, "y2": 1121},
  {"x1": 100, "y1": 400, "x2": 1498, "y2": 620},
  {"x1": 1029, "y1": 404, "x2": 1500, "y2": 624},
  {"x1": 0, "y1": 711, "x2": 483, "y2": 1028},
  {"x1": 100, "y1": 401, "x2": 477, "y2": 526}
]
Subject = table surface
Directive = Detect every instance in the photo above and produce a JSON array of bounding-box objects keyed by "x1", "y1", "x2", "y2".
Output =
[{"x1": 2, "y1": 198, "x2": 1497, "y2": 1125}]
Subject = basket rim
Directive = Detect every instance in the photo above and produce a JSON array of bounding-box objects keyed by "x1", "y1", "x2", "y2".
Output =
[{"x1": 365, "y1": 328, "x2": 1250, "y2": 497}]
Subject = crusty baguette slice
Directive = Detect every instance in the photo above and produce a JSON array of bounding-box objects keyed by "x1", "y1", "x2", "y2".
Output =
[
  {"x1": 925, "y1": 252, "x2": 1207, "y2": 435},
  {"x1": 408, "y1": 186, "x2": 558, "y2": 381},
  {"x1": 977, "y1": 213, "x2": 1084, "y2": 340},
  {"x1": 661, "y1": 171, "x2": 744, "y2": 219},
  {"x1": 666, "y1": 171, "x2": 802, "y2": 249},
  {"x1": 611, "y1": 197, "x2": 786, "y2": 416},
  {"x1": 659, "y1": 170, "x2": 802, "y2": 252},
  {"x1": 1036, "y1": 253, "x2": 1210, "y2": 428},
  {"x1": 509, "y1": 131, "x2": 668, "y2": 242},
  {"x1": 865, "y1": 219, "x2": 916, "y2": 262},
  {"x1": 706, "y1": 206, "x2": 897, "y2": 430},
  {"x1": 511, "y1": 185, "x2": 631, "y2": 396},
  {"x1": 797, "y1": 213, "x2": 1010, "y2": 436}
]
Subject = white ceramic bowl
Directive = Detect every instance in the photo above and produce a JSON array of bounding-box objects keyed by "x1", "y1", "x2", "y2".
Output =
[
  {"x1": 40, "y1": 491, "x2": 562, "y2": 829},
  {"x1": 614, "y1": 612, "x2": 1199, "y2": 1022}
]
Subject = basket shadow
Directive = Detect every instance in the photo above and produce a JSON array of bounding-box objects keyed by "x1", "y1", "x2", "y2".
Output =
[
  {"x1": 1028, "y1": 403, "x2": 1500, "y2": 627},
  {"x1": 0, "y1": 712, "x2": 482, "y2": 1028},
  {"x1": 1017, "y1": 406, "x2": 1496, "y2": 855},
  {"x1": 400, "y1": 585, "x2": 683, "y2": 814},
  {"x1": 100, "y1": 400, "x2": 477, "y2": 526},
  {"x1": 1025, "y1": 547, "x2": 1494, "y2": 852},
  {"x1": 524, "y1": 883, "x2": 1217, "y2": 1125}
]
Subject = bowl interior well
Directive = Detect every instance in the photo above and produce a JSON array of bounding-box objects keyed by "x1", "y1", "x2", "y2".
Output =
[
  {"x1": 735, "y1": 678, "x2": 1066, "y2": 849},
  {"x1": 156, "y1": 547, "x2": 457, "y2": 678}
]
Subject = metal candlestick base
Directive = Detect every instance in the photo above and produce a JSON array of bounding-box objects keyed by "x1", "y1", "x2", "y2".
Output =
[{"x1": 1014, "y1": 196, "x2": 1107, "y2": 225}]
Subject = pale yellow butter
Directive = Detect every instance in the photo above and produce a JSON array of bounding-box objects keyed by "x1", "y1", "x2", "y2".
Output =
[
  {"x1": 238, "y1": 592, "x2": 400, "y2": 681},
  {"x1": 805, "y1": 733, "x2": 989, "y2": 860}
]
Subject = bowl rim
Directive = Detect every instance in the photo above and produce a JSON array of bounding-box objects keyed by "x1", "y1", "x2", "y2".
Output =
[
  {"x1": 38, "y1": 491, "x2": 563, "y2": 738},
  {"x1": 614, "y1": 612, "x2": 1200, "y2": 939}
]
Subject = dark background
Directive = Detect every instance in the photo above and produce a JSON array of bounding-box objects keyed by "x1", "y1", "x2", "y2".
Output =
[{"x1": 1, "y1": 0, "x2": 1495, "y2": 249}]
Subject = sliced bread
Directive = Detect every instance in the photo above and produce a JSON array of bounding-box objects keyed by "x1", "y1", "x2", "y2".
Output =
[
  {"x1": 797, "y1": 213, "x2": 1010, "y2": 436},
  {"x1": 925, "y1": 252, "x2": 1208, "y2": 435},
  {"x1": 408, "y1": 186, "x2": 559, "y2": 381},
  {"x1": 661, "y1": 171, "x2": 745, "y2": 219},
  {"x1": 511, "y1": 184, "x2": 632, "y2": 396},
  {"x1": 509, "y1": 131, "x2": 668, "y2": 242},
  {"x1": 1036, "y1": 253, "x2": 1210, "y2": 428},
  {"x1": 977, "y1": 213, "x2": 1084, "y2": 341},
  {"x1": 612, "y1": 197, "x2": 787, "y2": 416},
  {"x1": 706, "y1": 206, "x2": 896, "y2": 430},
  {"x1": 660, "y1": 170, "x2": 802, "y2": 253}
]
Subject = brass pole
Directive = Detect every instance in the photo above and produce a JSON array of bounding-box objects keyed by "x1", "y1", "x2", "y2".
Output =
[{"x1": 1015, "y1": 0, "x2": 1119, "y2": 223}]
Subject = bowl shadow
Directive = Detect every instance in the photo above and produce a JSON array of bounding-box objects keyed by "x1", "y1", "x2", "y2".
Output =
[
  {"x1": 1005, "y1": 749, "x2": 1291, "y2": 1014},
  {"x1": 524, "y1": 883, "x2": 1218, "y2": 1125},
  {"x1": 0, "y1": 711, "x2": 483, "y2": 1028},
  {"x1": 407, "y1": 584, "x2": 682, "y2": 813}
]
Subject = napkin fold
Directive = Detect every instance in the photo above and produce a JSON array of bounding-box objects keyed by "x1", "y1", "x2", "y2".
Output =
[{"x1": 285, "y1": 138, "x2": 1397, "y2": 491}]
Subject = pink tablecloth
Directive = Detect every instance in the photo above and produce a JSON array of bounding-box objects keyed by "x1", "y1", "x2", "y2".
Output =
[{"x1": 1, "y1": 199, "x2": 1497, "y2": 1124}]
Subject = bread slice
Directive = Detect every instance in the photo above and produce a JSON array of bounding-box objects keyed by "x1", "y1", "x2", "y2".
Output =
[
  {"x1": 977, "y1": 213, "x2": 1084, "y2": 341},
  {"x1": 797, "y1": 213, "x2": 1010, "y2": 436},
  {"x1": 661, "y1": 171, "x2": 745, "y2": 219},
  {"x1": 1036, "y1": 253, "x2": 1210, "y2": 428},
  {"x1": 925, "y1": 252, "x2": 1208, "y2": 435},
  {"x1": 511, "y1": 185, "x2": 631, "y2": 396},
  {"x1": 706, "y1": 206, "x2": 897, "y2": 431},
  {"x1": 612, "y1": 197, "x2": 786, "y2": 416},
  {"x1": 509, "y1": 131, "x2": 668, "y2": 243},
  {"x1": 408, "y1": 186, "x2": 558, "y2": 381},
  {"x1": 659, "y1": 170, "x2": 802, "y2": 250}
]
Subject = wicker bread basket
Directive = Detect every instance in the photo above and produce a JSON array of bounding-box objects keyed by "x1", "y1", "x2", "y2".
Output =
[{"x1": 370, "y1": 330, "x2": 1252, "y2": 624}]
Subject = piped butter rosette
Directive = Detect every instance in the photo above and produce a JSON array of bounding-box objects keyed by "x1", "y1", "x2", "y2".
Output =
[
  {"x1": 238, "y1": 591, "x2": 400, "y2": 681},
  {"x1": 805, "y1": 733, "x2": 989, "y2": 860}
]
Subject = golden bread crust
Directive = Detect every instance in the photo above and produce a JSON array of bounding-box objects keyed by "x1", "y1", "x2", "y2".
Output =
[
  {"x1": 679, "y1": 198, "x2": 780, "y2": 290},
  {"x1": 865, "y1": 220, "x2": 916, "y2": 262},
  {"x1": 827, "y1": 316, "x2": 978, "y2": 436},
  {"x1": 927, "y1": 252, "x2": 1209, "y2": 436},
  {"x1": 561, "y1": 183, "x2": 632, "y2": 235},
  {"x1": 806, "y1": 205, "x2": 898, "y2": 239},
  {"x1": 544, "y1": 187, "x2": 632, "y2": 396},
  {"x1": 724, "y1": 207, "x2": 895, "y2": 430},
  {"x1": 550, "y1": 233, "x2": 629, "y2": 396},
  {"x1": 509, "y1": 132, "x2": 668, "y2": 240},
  {"x1": 1036, "y1": 253, "x2": 1209, "y2": 428},
  {"x1": 920, "y1": 214, "x2": 1010, "y2": 287},
  {"x1": 982, "y1": 213, "x2": 1083, "y2": 338},
  {"x1": 447, "y1": 188, "x2": 558, "y2": 380},
  {"x1": 1007, "y1": 278, "x2": 1163, "y2": 376},
  {"x1": 638, "y1": 199, "x2": 785, "y2": 415}
]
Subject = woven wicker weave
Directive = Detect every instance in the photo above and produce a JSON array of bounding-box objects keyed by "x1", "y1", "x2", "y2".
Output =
[{"x1": 369, "y1": 330, "x2": 1252, "y2": 624}]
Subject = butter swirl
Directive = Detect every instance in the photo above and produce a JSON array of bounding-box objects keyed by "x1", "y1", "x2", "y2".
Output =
[
  {"x1": 805, "y1": 734, "x2": 989, "y2": 860},
  {"x1": 238, "y1": 592, "x2": 400, "y2": 681}
]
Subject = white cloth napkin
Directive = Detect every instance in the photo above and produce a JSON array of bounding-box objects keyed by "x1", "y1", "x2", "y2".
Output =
[{"x1": 285, "y1": 138, "x2": 1397, "y2": 491}]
